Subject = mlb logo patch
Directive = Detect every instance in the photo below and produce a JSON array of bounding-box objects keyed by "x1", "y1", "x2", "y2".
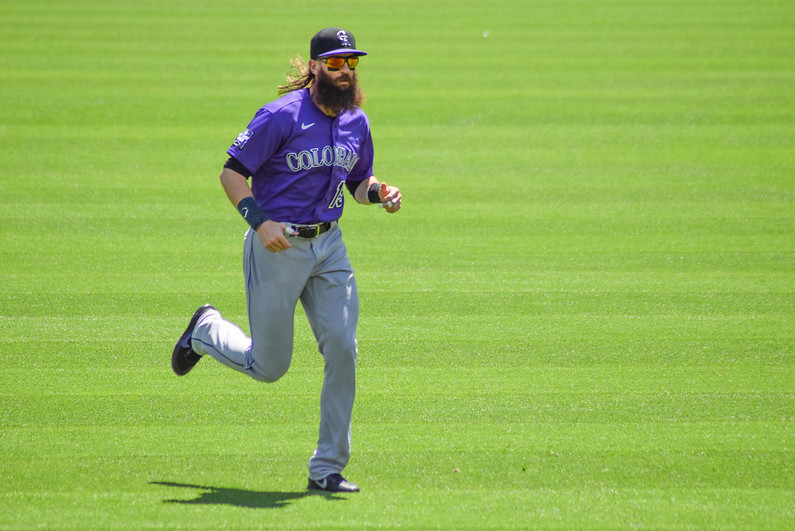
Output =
[{"x1": 233, "y1": 129, "x2": 253, "y2": 150}]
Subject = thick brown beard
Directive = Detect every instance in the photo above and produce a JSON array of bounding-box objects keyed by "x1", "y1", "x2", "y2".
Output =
[{"x1": 313, "y1": 67, "x2": 365, "y2": 113}]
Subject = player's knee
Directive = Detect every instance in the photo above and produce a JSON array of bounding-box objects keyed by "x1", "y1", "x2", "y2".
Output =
[
  {"x1": 250, "y1": 362, "x2": 290, "y2": 383},
  {"x1": 247, "y1": 347, "x2": 292, "y2": 383},
  {"x1": 250, "y1": 369, "x2": 286, "y2": 383}
]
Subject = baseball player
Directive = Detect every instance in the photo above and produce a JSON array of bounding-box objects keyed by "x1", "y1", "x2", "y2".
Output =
[{"x1": 171, "y1": 27, "x2": 401, "y2": 493}]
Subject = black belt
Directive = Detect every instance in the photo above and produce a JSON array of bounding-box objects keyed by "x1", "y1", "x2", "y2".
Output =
[{"x1": 289, "y1": 222, "x2": 333, "y2": 239}]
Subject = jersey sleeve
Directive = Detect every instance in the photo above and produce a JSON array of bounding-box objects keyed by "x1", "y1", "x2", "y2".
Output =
[{"x1": 227, "y1": 107, "x2": 292, "y2": 175}]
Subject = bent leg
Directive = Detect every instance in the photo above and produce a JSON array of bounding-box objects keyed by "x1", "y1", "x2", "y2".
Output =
[
  {"x1": 190, "y1": 307, "x2": 294, "y2": 383},
  {"x1": 191, "y1": 229, "x2": 314, "y2": 383}
]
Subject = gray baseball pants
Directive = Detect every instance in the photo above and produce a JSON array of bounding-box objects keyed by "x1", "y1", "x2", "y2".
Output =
[{"x1": 190, "y1": 223, "x2": 358, "y2": 480}]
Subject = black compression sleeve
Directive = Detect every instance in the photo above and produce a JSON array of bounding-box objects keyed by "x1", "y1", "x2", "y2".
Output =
[
  {"x1": 224, "y1": 156, "x2": 253, "y2": 178},
  {"x1": 345, "y1": 179, "x2": 364, "y2": 195}
]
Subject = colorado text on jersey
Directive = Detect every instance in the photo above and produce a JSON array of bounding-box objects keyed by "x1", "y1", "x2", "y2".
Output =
[{"x1": 285, "y1": 145, "x2": 360, "y2": 173}]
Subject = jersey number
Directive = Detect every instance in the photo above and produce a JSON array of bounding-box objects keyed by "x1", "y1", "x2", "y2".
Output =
[{"x1": 328, "y1": 181, "x2": 345, "y2": 209}]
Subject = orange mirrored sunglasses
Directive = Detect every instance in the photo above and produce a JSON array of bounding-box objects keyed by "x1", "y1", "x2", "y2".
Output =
[{"x1": 320, "y1": 56, "x2": 360, "y2": 71}]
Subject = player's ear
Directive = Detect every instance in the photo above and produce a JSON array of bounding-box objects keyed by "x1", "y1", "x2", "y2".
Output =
[{"x1": 309, "y1": 59, "x2": 319, "y2": 76}]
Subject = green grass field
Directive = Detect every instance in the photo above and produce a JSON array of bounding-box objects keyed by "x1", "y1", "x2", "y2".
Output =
[{"x1": 1, "y1": 0, "x2": 793, "y2": 528}]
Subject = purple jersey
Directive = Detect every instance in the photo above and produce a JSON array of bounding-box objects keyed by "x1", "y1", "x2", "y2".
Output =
[{"x1": 227, "y1": 88, "x2": 374, "y2": 224}]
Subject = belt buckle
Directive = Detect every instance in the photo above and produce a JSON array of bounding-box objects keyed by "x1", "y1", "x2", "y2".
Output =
[{"x1": 296, "y1": 224, "x2": 319, "y2": 238}]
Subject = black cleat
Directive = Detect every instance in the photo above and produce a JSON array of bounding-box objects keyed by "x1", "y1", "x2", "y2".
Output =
[
  {"x1": 307, "y1": 473, "x2": 359, "y2": 493},
  {"x1": 171, "y1": 304, "x2": 215, "y2": 376}
]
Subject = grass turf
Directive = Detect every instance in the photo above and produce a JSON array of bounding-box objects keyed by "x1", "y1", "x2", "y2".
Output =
[{"x1": 1, "y1": 0, "x2": 793, "y2": 528}]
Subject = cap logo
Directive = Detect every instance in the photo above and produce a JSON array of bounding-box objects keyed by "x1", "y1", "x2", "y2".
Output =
[{"x1": 336, "y1": 30, "x2": 352, "y2": 47}]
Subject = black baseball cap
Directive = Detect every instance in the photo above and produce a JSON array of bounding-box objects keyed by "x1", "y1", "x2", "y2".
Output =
[{"x1": 310, "y1": 27, "x2": 367, "y2": 59}]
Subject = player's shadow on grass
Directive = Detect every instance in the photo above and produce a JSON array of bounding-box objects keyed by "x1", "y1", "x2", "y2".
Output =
[{"x1": 151, "y1": 481, "x2": 343, "y2": 509}]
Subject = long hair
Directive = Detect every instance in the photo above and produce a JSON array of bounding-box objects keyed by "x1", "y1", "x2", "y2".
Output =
[
  {"x1": 277, "y1": 55, "x2": 366, "y2": 108},
  {"x1": 277, "y1": 55, "x2": 314, "y2": 95}
]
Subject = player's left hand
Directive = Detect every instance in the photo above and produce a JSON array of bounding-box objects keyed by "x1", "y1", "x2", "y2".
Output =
[{"x1": 378, "y1": 182, "x2": 401, "y2": 213}]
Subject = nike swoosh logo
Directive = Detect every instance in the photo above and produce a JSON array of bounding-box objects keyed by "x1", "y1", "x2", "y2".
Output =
[{"x1": 301, "y1": 122, "x2": 315, "y2": 130}]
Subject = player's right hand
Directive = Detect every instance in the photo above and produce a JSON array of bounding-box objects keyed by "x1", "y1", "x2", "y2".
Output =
[{"x1": 257, "y1": 220, "x2": 292, "y2": 253}]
